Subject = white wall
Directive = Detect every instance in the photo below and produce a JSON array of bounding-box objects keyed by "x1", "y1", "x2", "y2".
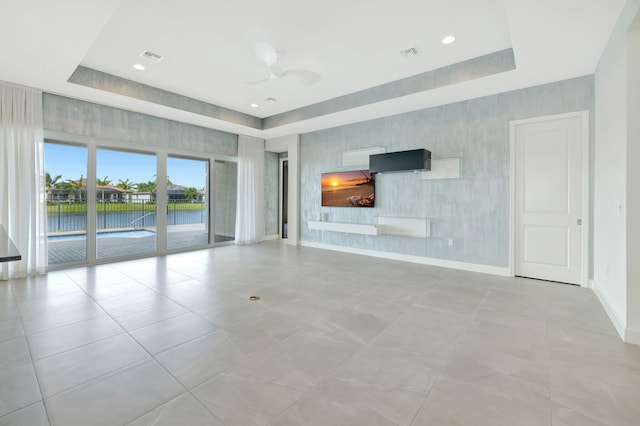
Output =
[
  {"x1": 265, "y1": 134, "x2": 300, "y2": 244},
  {"x1": 626, "y1": 11, "x2": 640, "y2": 343},
  {"x1": 593, "y1": 0, "x2": 640, "y2": 343}
]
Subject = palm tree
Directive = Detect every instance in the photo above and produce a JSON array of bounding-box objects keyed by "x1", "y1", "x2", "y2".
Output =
[
  {"x1": 117, "y1": 178, "x2": 135, "y2": 191},
  {"x1": 66, "y1": 175, "x2": 85, "y2": 202},
  {"x1": 97, "y1": 176, "x2": 111, "y2": 201},
  {"x1": 45, "y1": 172, "x2": 62, "y2": 200},
  {"x1": 136, "y1": 179, "x2": 157, "y2": 201}
]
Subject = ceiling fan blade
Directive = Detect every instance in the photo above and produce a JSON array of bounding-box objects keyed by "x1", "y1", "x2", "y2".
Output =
[
  {"x1": 284, "y1": 69, "x2": 321, "y2": 87},
  {"x1": 255, "y1": 42, "x2": 278, "y2": 66},
  {"x1": 270, "y1": 65, "x2": 285, "y2": 79},
  {"x1": 244, "y1": 76, "x2": 271, "y2": 85}
]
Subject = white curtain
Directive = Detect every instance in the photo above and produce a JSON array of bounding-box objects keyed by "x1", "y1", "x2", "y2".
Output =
[
  {"x1": 0, "y1": 82, "x2": 47, "y2": 279},
  {"x1": 235, "y1": 135, "x2": 265, "y2": 245}
]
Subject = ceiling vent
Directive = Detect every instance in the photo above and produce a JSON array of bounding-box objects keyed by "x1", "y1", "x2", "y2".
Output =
[
  {"x1": 139, "y1": 50, "x2": 163, "y2": 63},
  {"x1": 400, "y1": 47, "x2": 420, "y2": 58}
]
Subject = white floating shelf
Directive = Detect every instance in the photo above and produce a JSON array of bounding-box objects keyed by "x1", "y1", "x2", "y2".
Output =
[
  {"x1": 420, "y1": 158, "x2": 462, "y2": 180},
  {"x1": 339, "y1": 147, "x2": 386, "y2": 167},
  {"x1": 308, "y1": 221, "x2": 380, "y2": 235},
  {"x1": 308, "y1": 217, "x2": 430, "y2": 238},
  {"x1": 377, "y1": 217, "x2": 431, "y2": 238}
]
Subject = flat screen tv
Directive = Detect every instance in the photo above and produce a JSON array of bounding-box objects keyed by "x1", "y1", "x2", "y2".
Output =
[{"x1": 321, "y1": 170, "x2": 374, "y2": 207}]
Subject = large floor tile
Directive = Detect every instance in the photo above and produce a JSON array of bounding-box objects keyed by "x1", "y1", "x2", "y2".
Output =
[
  {"x1": 20, "y1": 303, "x2": 106, "y2": 335},
  {"x1": 0, "y1": 363, "x2": 42, "y2": 417},
  {"x1": 332, "y1": 345, "x2": 445, "y2": 393},
  {"x1": 224, "y1": 310, "x2": 308, "y2": 356},
  {"x1": 473, "y1": 305, "x2": 547, "y2": 334},
  {"x1": 461, "y1": 320, "x2": 549, "y2": 363},
  {"x1": 1, "y1": 242, "x2": 637, "y2": 425},
  {"x1": 35, "y1": 333, "x2": 149, "y2": 397},
  {"x1": 479, "y1": 288, "x2": 547, "y2": 318},
  {"x1": 310, "y1": 304, "x2": 397, "y2": 344},
  {"x1": 416, "y1": 288, "x2": 485, "y2": 316},
  {"x1": 192, "y1": 373, "x2": 305, "y2": 426},
  {"x1": 370, "y1": 282, "x2": 432, "y2": 305},
  {"x1": 157, "y1": 280, "x2": 237, "y2": 311},
  {"x1": 371, "y1": 305, "x2": 473, "y2": 355},
  {"x1": 228, "y1": 328, "x2": 360, "y2": 390},
  {"x1": 550, "y1": 362, "x2": 640, "y2": 426},
  {"x1": 27, "y1": 315, "x2": 124, "y2": 360},
  {"x1": 276, "y1": 376, "x2": 424, "y2": 426},
  {"x1": 442, "y1": 341, "x2": 550, "y2": 389},
  {"x1": 0, "y1": 318, "x2": 24, "y2": 343},
  {"x1": 126, "y1": 393, "x2": 222, "y2": 426},
  {"x1": 10, "y1": 278, "x2": 80, "y2": 303},
  {"x1": 412, "y1": 375, "x2": 550, "y2": 426},
  {"x1": 44, "y1": 359, "x2": 184, "y2": 426},
  {"x1": 155, "y1": 330, "x2": 245, "y2": 389},
  {"x1": 551, "y1": 400, "x2": 609, "y2": 426},
  {"x1": 0, "y1": 337, "x2": 32, "y2": 371},
  {"x1": 129, "y1": 312, "x2": 218, "y2": 354},
  {"x1": 0, "y1": 402, "x2": 49, "y2": 426},
  {"x1": 195, "y1": 295, "x2": 269, "y2": 328},
  {"x1": 0, "y1": 300, "x2": 20, "y2": 322}
]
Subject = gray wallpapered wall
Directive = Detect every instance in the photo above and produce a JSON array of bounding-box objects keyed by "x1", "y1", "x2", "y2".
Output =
[
  {"x1": 43, "y1": 94, "x2": 238, "y2": 156},
  {"x1": 213, "y1": 160, "x2": 237, "y2": 238},
  {"x1": 300, "y1": 76, "x2": 594, "y2": 269},
  {"x1": 43, "y1": 93, "x2": 241, "y2": 239},
  {"x1": 264, "y1": 152, "x2": 279, "y2": 236}
]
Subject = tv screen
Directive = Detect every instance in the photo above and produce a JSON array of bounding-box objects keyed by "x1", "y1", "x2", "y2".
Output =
[{"x1": 321, "y1": 170, "x2": 374, "y2": 207}]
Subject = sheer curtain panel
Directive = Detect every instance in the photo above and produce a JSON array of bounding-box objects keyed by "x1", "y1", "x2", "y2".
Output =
[
  {"x1": 235, "y1": 135, "x2": 265, "y2": 245},
  {"x1": 0, "y1": 82, "x2": 47, "y2": 279}
]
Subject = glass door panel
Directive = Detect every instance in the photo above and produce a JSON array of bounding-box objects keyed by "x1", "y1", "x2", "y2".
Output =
[
  {"x1": 45, "y1": 143, "x2": 88, "y2": 265},
  {"x1": 96, "y1": 149, "x2": 156, "y2": 259},
  {"x1": 213, "y1": 160, "x2": 237, "y2": 243},
  {"x1": 167, "y1": 157, "x2": 209, "y2": 249}
]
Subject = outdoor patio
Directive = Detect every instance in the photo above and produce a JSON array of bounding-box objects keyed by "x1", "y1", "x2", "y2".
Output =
[{"x1": 48, "y1": 226, "x2": 233, "y2": 264}]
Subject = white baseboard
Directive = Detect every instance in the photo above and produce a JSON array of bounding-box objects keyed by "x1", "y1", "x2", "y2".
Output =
[
  {"x1": 300, "y1": 241, "x2": 510, "y2": 276},
  {"x1": 592, "y1": 280, "x2": 626, "y2": 341},
  {"x1": 264, "y1": 234, "x2": 280, "y2": 241},
  {"x1": 626, "y1": 327, "x2": 640, "y2": 346}
]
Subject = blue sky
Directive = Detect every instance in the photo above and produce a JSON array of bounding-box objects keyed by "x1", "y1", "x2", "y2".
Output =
[{"x1": 44, "y1": 144, "x2": 207, "y2": 189}]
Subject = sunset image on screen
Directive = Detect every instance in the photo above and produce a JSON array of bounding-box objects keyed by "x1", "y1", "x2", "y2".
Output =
[{"x1": 321, "y1": 170, "x2": 374, "y2": 207}]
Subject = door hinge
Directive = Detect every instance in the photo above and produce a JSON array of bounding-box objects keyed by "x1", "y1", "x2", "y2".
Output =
[{"x1": 577, "y1": 219, "x2": 582, "y2": 226}]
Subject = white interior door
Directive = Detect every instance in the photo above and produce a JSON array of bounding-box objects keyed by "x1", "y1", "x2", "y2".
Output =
[{"x1": 513, "y1": 113, "x2": 586, "y2": 285}]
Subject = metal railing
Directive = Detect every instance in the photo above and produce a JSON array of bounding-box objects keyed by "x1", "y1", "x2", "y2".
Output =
[{"x1": 47, "y1": 200, "x2": 207, "y2": 232}]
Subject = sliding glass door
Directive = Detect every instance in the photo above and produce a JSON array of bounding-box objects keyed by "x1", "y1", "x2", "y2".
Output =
[
  {"x1": 96, "y1": 149, "x2": 157, "y2": 260},
  {"x1": 45, "y1": 140, "x2": 238, "y2": 266},
  {"x1": 167, "y1": 156, "x2": 209, "y2": 250},
  {"x1": 45, "y1": 143, "x2": 88, "y2": 265}
]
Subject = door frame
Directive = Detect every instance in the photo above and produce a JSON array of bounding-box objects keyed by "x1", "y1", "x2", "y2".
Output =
[
  {"x1": 278, "y1": 157, "x2": 288, "y2": 239},
  {"x1": 509, "y1": 110, "x2": 590, "y2": 287}
]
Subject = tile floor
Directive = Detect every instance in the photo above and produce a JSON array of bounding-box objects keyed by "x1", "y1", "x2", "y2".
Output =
[{"x1": 1, "y1": 241, "x2": 639, "y2": 425}]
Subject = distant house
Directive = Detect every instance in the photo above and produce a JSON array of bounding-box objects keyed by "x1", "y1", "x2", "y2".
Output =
[
  {"x1": 96, "y1": 184, "x2": 133, "y2": 202},
  {"x1": 168, "y1": 184, "x2": 205, "y2": 202},
  {"x1": 47, "y1": 179, "x2": 133, "y2": 202},
  {"x1": 130, "y1": 192, "x2": 154, "y2": 202}
]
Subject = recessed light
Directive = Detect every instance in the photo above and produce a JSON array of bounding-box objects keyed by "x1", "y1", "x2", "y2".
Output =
[
  {"x1": 133, "y1": 63, "x2": 145, "y2": 71},
  {"x1": 250, "y1": 103, "x2": 259, "y2": 108},
  {"x1": 441, "y1": 35, "x2": 456, "y2": 45}
]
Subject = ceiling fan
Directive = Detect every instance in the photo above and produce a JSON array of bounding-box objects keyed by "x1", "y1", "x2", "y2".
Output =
[{"x1": 246, "y1": 42, "x2": 321, "y2": 88}]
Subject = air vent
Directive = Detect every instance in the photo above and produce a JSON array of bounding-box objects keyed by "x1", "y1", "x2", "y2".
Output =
[
  {"x1": 400, "y1": 47, "x2": 420, "y2": 58},
  {"x1": 139, "y1": 50, "x2": 163, "y2": 63}
]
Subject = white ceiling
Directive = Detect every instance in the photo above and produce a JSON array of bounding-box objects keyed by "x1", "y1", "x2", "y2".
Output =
[{"x1": 0, "y1": 0, "x2": 627, "y2": 139}]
